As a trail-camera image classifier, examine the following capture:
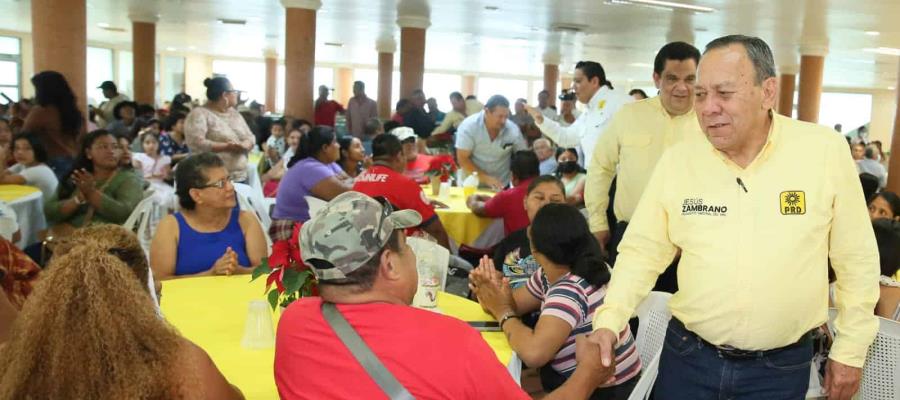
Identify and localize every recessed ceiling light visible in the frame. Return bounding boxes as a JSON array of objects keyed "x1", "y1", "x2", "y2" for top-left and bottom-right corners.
[
  {"x1": 628, "y1": 62, "x2": 654, "y2": 68},
  {"x1": 188, "y1": 46, "x2": 196, "y2": 50},
  {"x1": 97, "y1": 22, "x2": 110, "y2": 28},
  {"x1": 865, "y1": 31, "x2": 880, "y2": 36},
  {"x1": 864, "y1": 47, "x2": 900, "y2": 56},
  {"x1": 615, "y1": 0, "x2": 715, "y2": 13},
  {"x1": 484, "y1": 6, "x2": 500, "y2": 11},
  {"x1": 890, "y1": 86, "x2": 896, "y2": 90}
]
